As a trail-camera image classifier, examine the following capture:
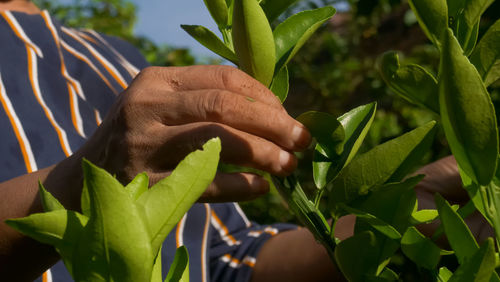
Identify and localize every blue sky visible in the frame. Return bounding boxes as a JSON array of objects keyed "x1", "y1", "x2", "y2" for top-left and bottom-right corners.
[
  {"x1": 130, "y1": 0, "x2": 221, "y2": 57},
  {"x1": 129, "y1": 1, "x2": 347, "y2": 58}
]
